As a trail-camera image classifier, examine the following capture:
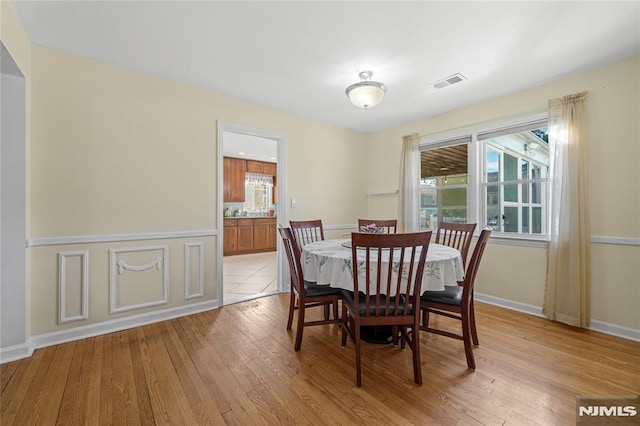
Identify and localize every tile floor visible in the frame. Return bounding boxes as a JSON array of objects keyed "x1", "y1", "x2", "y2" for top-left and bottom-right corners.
[{"x1": 223, "y1": 251, "x2": 278, "y2": 304}]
